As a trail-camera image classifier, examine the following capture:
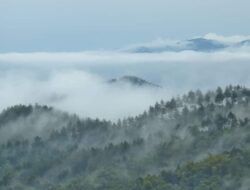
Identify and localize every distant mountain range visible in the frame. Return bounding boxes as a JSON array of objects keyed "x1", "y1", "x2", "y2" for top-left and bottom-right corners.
[
  {"x1": 127, "y1": 37, "x2": 250, "y2": 53},
  {"x1": 108, "y1": 76, "x2": 161, "y2": 88}
]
